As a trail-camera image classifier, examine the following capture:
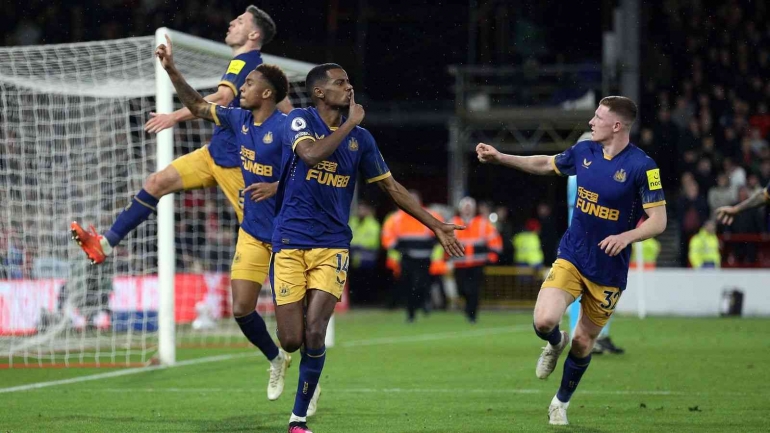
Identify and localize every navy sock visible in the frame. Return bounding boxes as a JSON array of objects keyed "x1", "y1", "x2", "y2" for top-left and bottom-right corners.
[
  {"x1": 234, "y1": 311, "x2": 279, "y2": 361},
  {"x1": 556, "y1": 351, "x2": 592, "y2": 403},
  {"x1": 104, "y1": 189, "x2": 159, "y2": 247},
  {"x1": 292, "y1": 346, "x2": 326, "y2": 417},
  {"x1": 533, "y1": 322, "x2": 562, "y2": 346}
]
